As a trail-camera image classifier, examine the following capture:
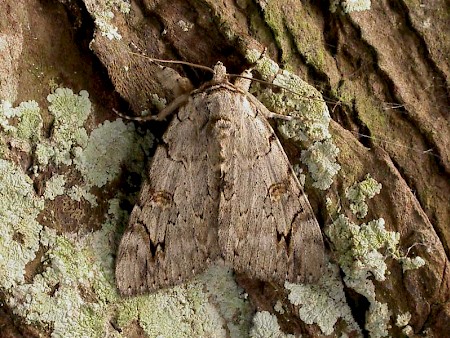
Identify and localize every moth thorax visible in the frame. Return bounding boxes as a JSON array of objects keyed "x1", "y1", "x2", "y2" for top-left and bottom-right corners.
[{"x1": 214, "y1": 118, "x2": 234, "y2": 138}]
